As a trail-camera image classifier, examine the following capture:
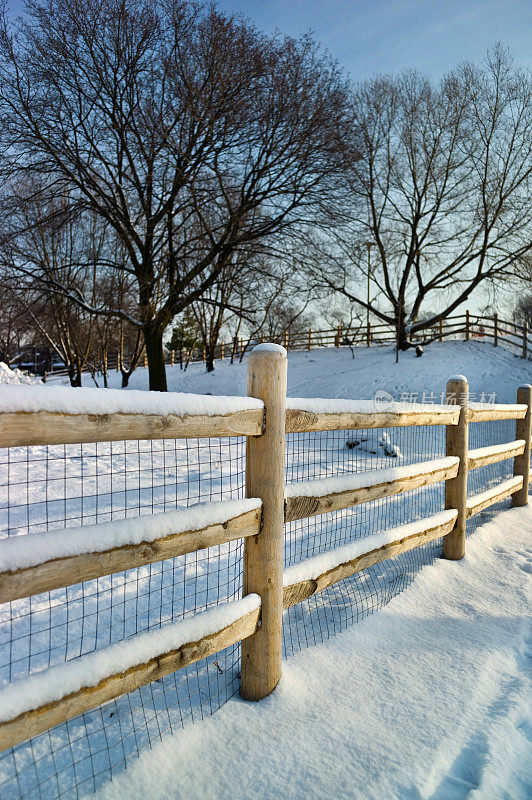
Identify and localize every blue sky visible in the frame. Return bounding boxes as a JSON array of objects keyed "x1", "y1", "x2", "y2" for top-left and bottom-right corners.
[
  {"x1": 216, "y1": 0, "x2": 532, "y2": 81},
  {"x1": 7, "y1": 1, "x2": 531, "y2": 80}
]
